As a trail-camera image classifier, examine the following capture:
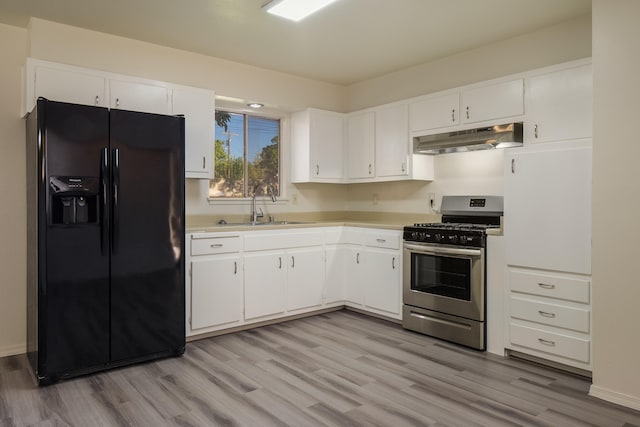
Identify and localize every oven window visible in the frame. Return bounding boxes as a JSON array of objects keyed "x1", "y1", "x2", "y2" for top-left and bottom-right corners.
[{"x1": 411, "y1": 253, "x2": 471, "y2": 300}]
